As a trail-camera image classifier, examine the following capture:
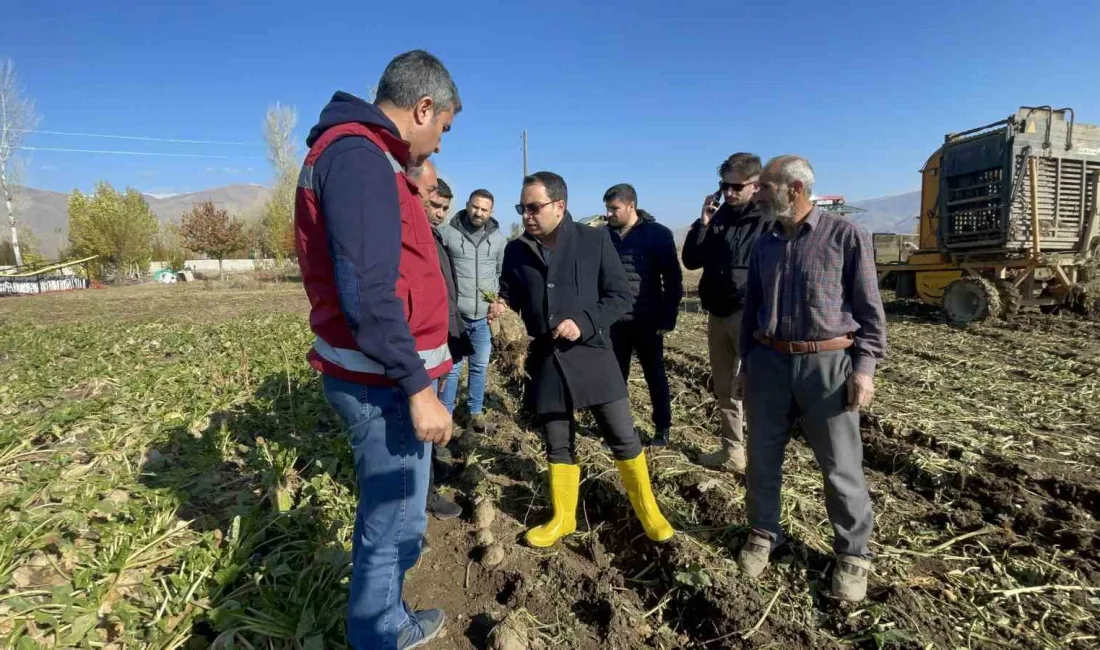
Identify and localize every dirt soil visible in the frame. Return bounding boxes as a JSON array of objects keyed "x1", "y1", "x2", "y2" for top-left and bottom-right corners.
[
  {"x1": 1, "y1": 283, "x2": 1098, "y2": 649},
  {"x1": 401, "y1": 297, "x2": 1100, "y2": 650}
]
